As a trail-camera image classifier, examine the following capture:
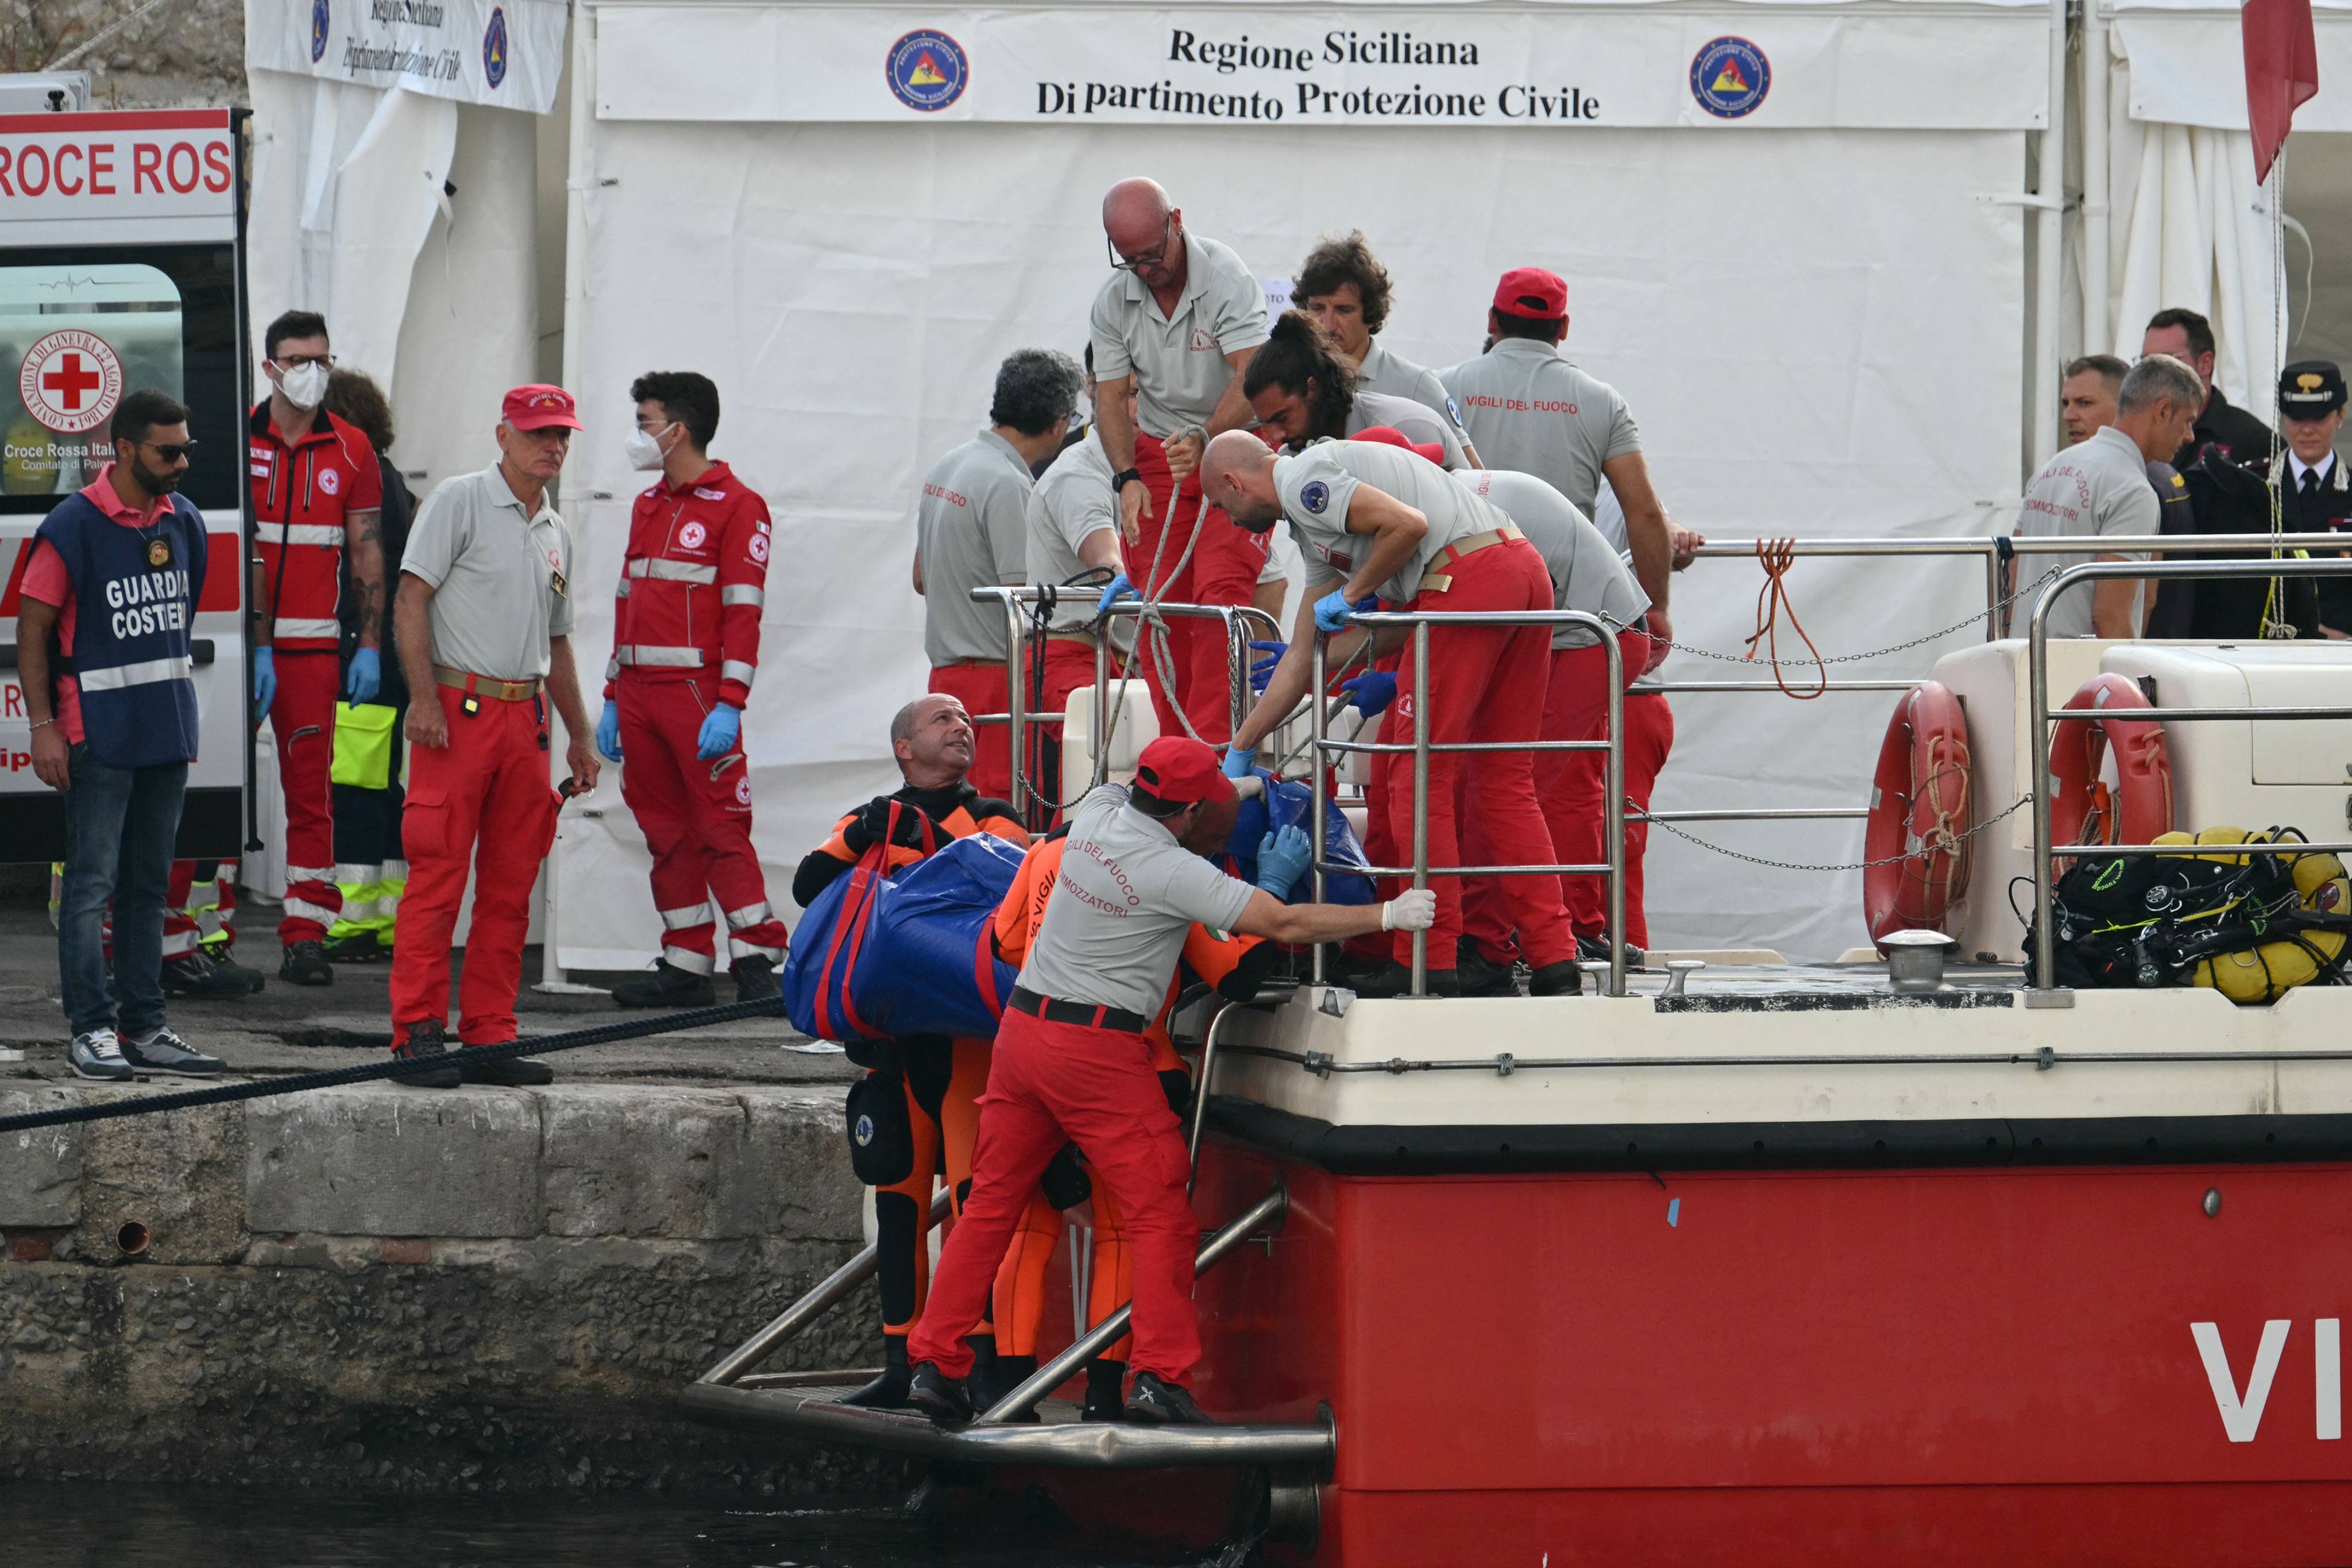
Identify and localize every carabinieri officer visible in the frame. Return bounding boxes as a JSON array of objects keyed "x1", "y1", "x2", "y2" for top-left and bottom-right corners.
[{"x1": 902, "y1": 736, "x2": 1433, "y2": 1426}]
